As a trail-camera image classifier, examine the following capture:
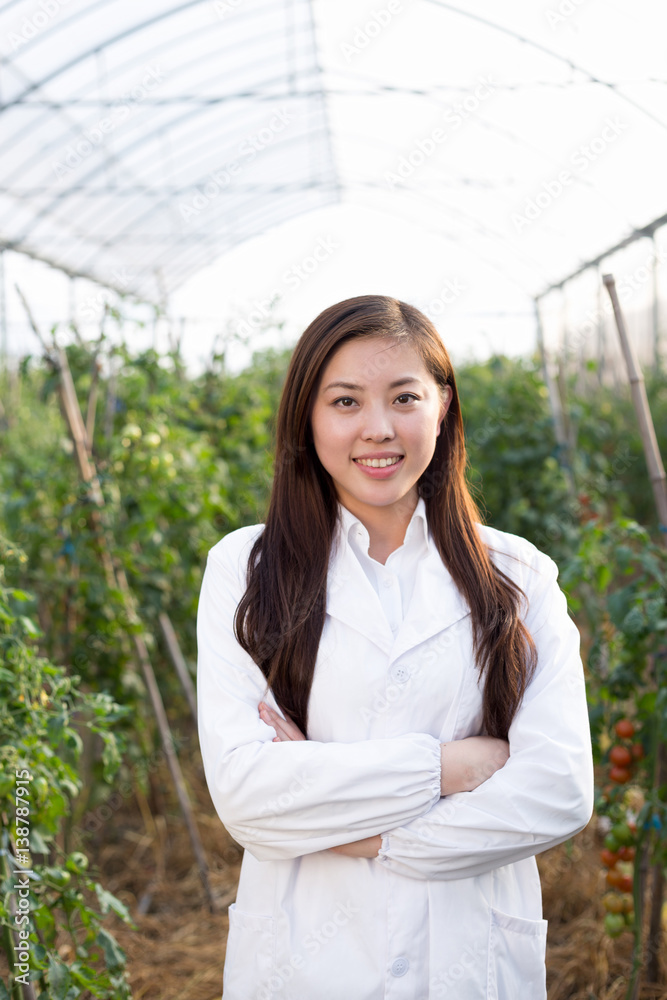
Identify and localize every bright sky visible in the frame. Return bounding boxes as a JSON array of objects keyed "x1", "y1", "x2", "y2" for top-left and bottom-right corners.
[{"x1": 2, "y1": 0, "x2": 666, "y2": 373}]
